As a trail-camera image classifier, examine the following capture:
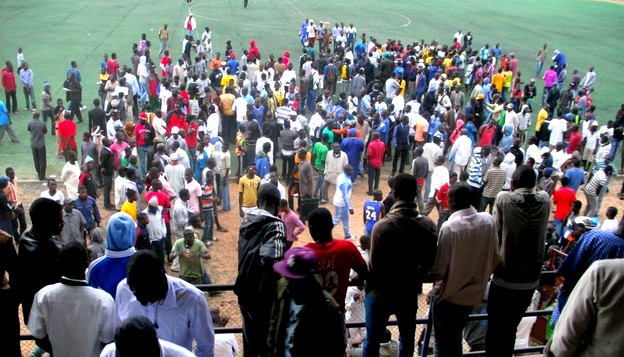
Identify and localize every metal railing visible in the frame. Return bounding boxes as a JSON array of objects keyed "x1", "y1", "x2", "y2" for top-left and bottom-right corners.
[{"x1": 20, "y1": 273, "x2": 556, "y2": 356}]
